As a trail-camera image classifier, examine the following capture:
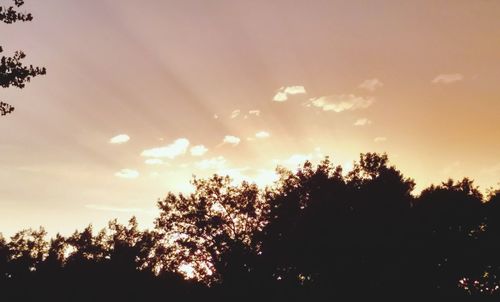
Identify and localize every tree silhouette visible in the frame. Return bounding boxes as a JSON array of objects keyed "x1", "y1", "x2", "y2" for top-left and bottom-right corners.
[
  {"x1": 1, "y1": 0, "x2": 46, "y2": 116},
  {"x1": 0, "y1": 153, "x2": 499, "y2": 301},
  {"x1": 409, "y1": 178, "x2": 485, "y2": 297},
  {"x1": 154, "y1": 175, "x2": 267, "y2": 288},
  {"x1": 255, "y1": 154, "x2": 417, "y2": 299}
]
